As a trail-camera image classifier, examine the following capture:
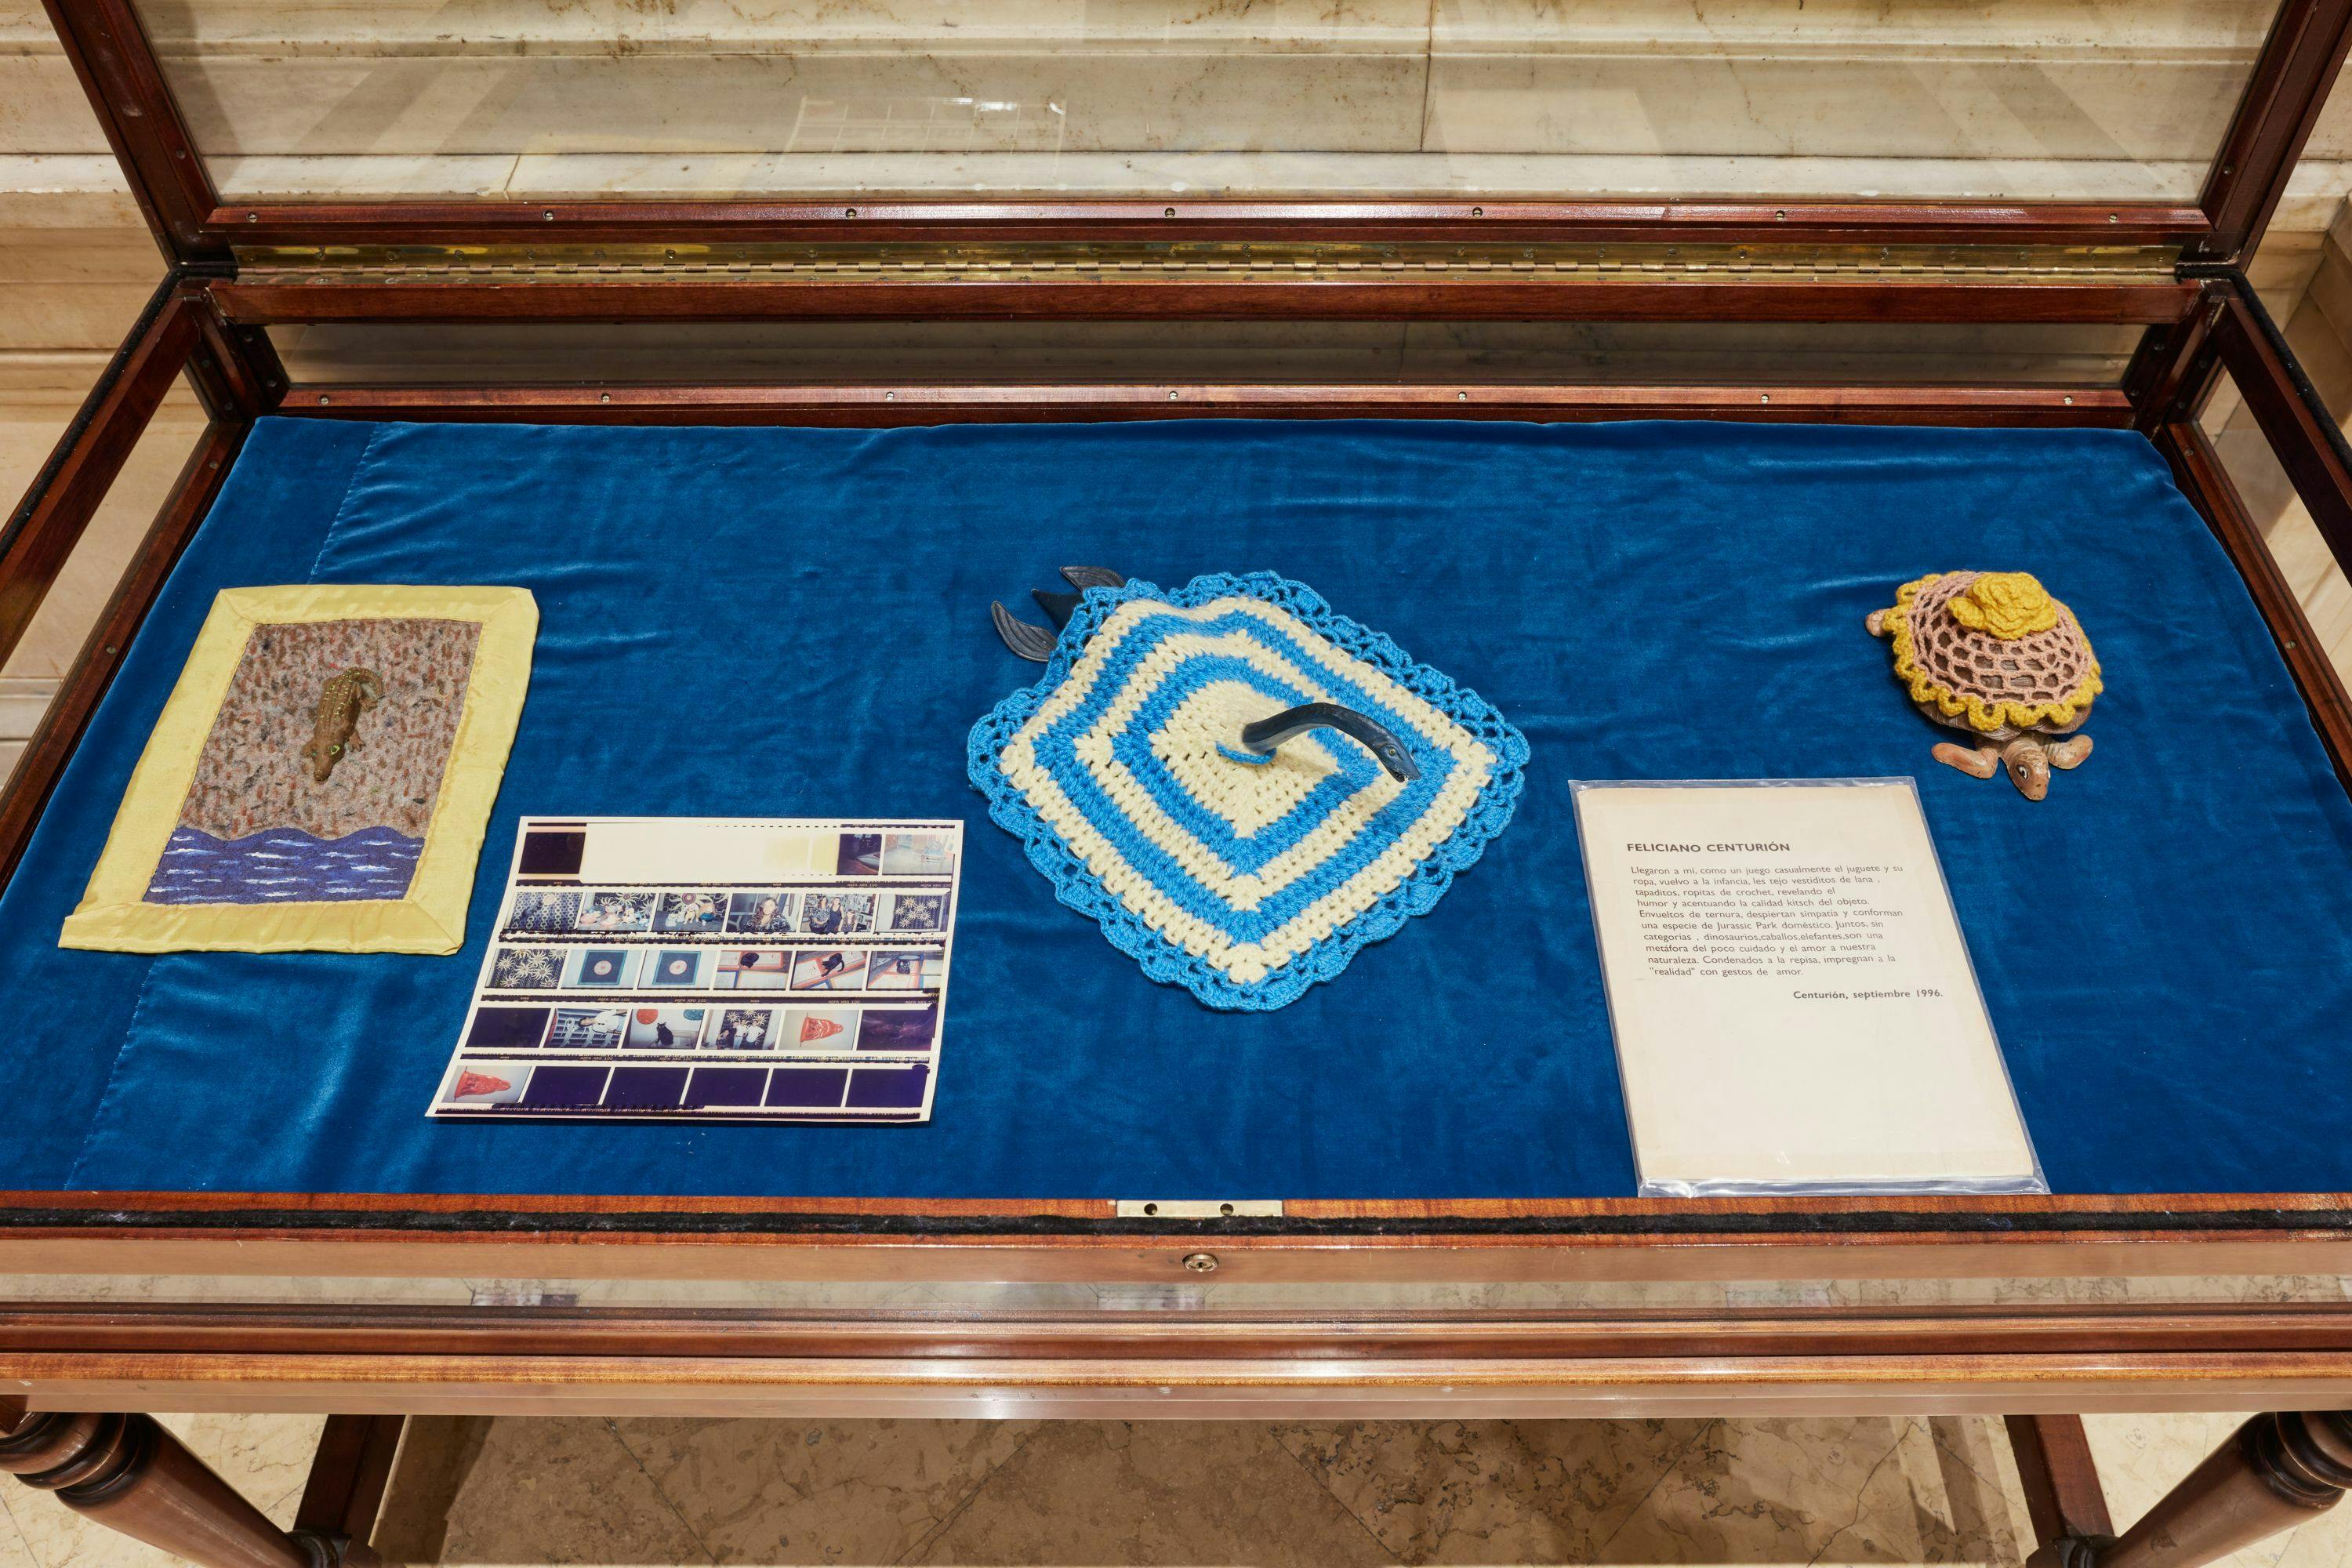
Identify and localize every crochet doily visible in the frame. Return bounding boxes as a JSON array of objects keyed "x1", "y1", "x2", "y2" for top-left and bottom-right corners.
[
  {"x1": 1883, "y1": 571, "x2": 2101, "y2": 735},
  {"x1": 969, "y1": 572, "x2": 1530, "y2": 1011}
]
